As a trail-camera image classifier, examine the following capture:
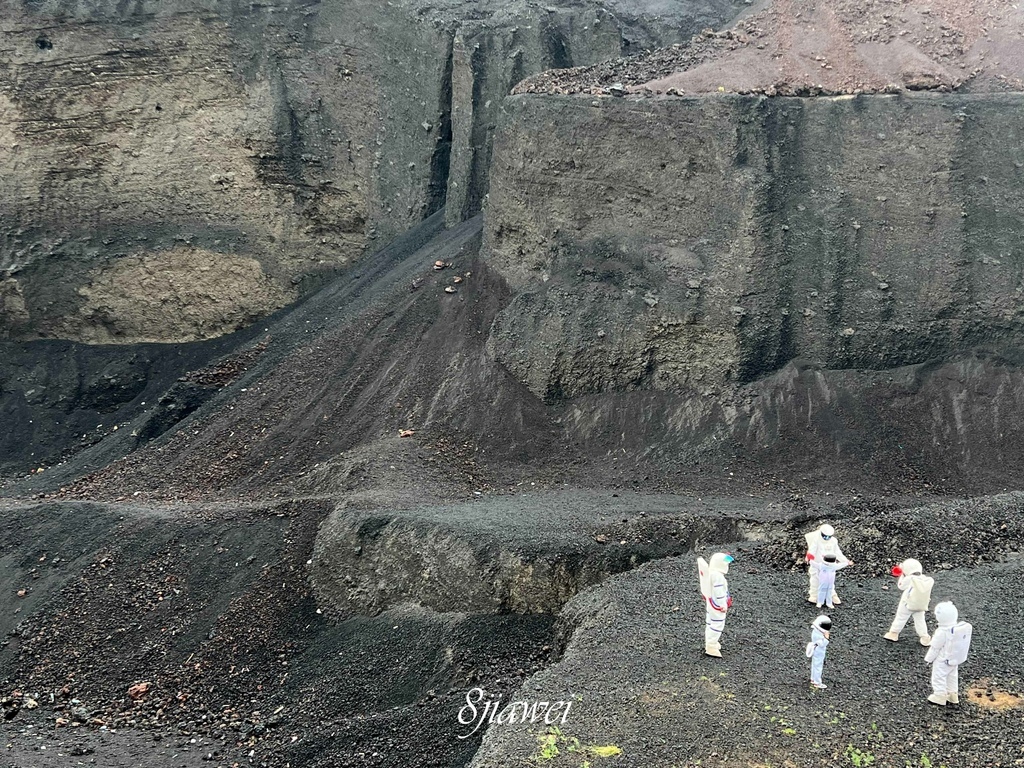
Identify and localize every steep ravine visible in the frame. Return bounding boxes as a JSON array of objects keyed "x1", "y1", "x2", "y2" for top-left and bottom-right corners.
[{"x1": 0, "y1": 496, "x2": 562, "y2": 768}]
